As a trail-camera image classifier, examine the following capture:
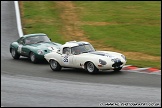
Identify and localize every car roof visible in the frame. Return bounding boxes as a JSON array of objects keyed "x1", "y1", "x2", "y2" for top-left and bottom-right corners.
[
  {"x1": 62, "y1": 41, "x2": 90, "y2": 47},
  {"x1": 22, "y1": 33, "x2": 47, "y2": 38}
]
